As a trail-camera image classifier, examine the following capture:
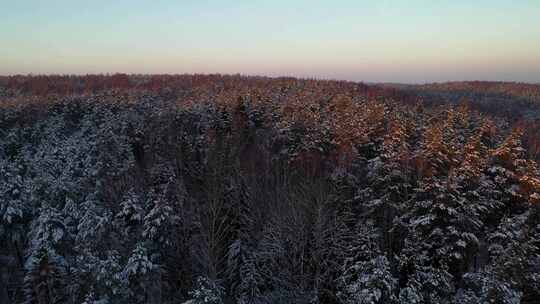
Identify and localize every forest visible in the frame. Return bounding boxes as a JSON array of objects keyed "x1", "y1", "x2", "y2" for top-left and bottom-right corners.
[{"x1": 0, "y1": 74, "x2": 539, "y2": 304}]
